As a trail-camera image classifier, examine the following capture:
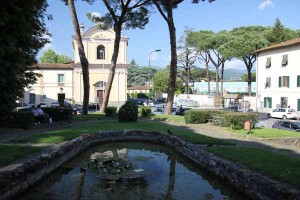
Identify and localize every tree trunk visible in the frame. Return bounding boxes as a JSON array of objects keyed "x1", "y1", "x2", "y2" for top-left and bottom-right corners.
[
  {"x1": 205, "y1": 62, "x2": 211, "y2": 94},
  {"x1": 220, "y1": 61, "x2": 225, "y2": 98},
  {"x1": 165, "y1": 6, "x2": 177, "y2": 115},
  {"x1": 68, "y1": 0, "x2": 89, "y2": 115},
  {"x1": 247, "y1": 66, "x2": 252, "y2": 96},
  {"x1": 243, "y1": 57, "x2": 253, "y2": 96},
  {"x1": 100, "y1": 25, "x2": 122, "y2": 113}
]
